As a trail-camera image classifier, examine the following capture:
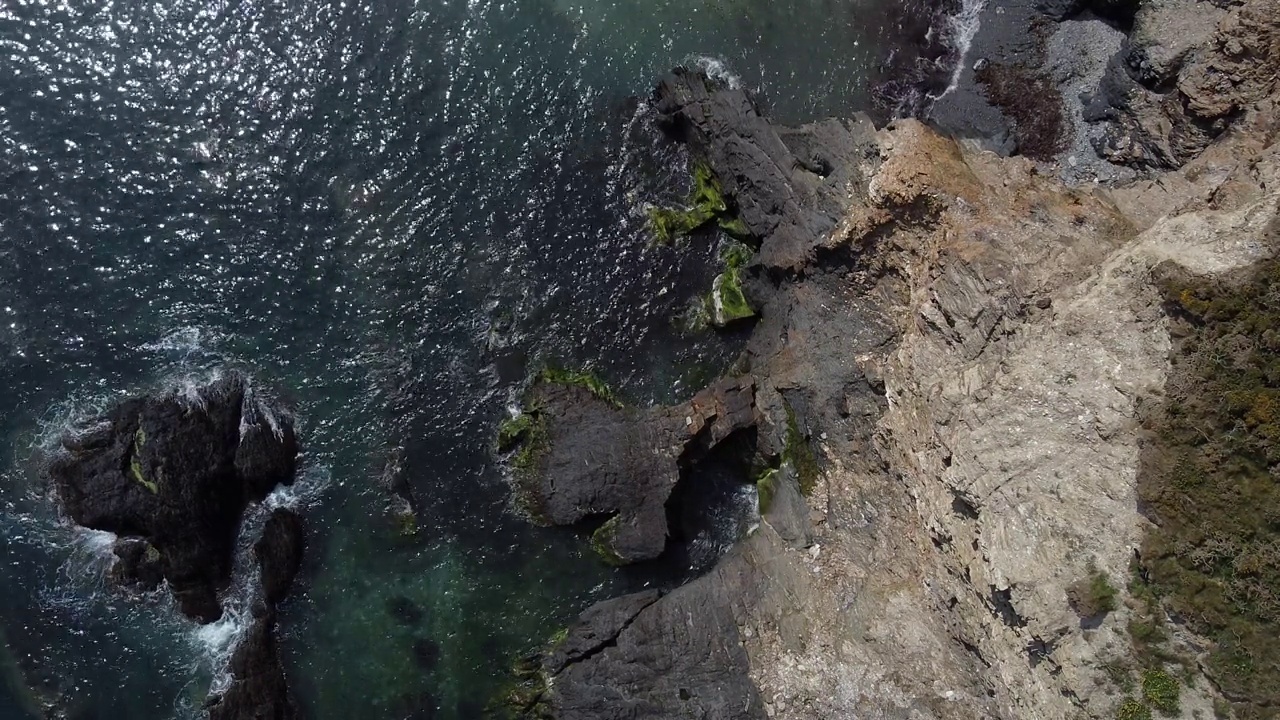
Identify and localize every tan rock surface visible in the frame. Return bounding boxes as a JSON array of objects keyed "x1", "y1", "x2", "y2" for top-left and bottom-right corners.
[{"x1": 741, "y1": 91, "x2": 1279, "y2": 720}]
